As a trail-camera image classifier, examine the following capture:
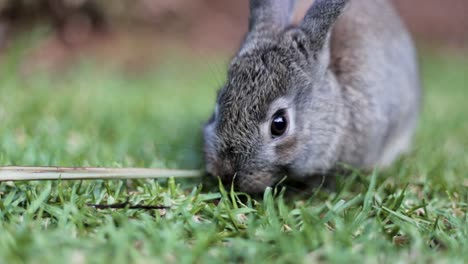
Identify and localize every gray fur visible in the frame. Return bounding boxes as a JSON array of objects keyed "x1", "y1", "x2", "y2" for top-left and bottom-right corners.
[{"x1": 203, "y1": 0, "x2": 421, "y2": 194}]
